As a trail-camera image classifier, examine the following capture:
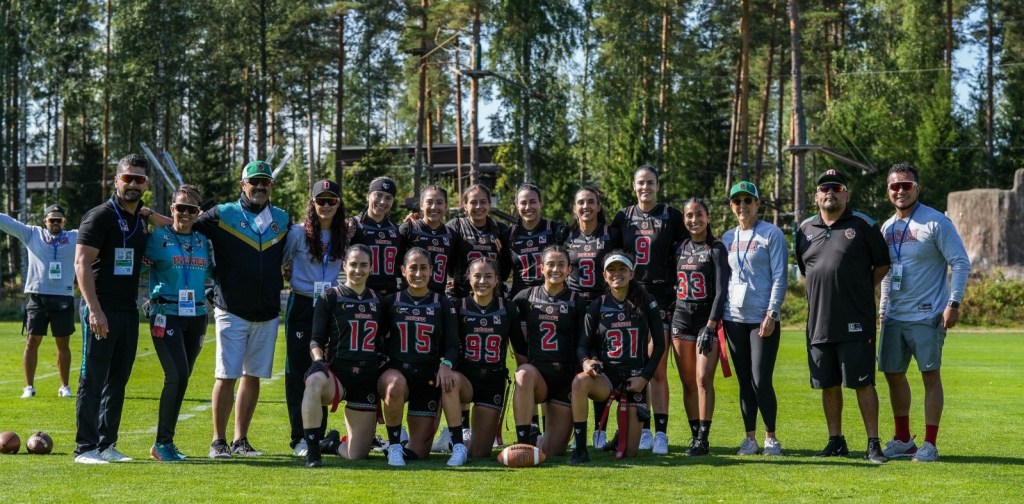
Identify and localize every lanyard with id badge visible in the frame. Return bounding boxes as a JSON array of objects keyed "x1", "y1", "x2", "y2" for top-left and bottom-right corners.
[
  {"x1": 111, "y1": 199, "x2": 142, "y2": 276},
  {"x1": 173, "y1": 232, "x2": 197, "y2": 316},
  {"x1": 48, "y1": 232, "x2": 65, "y2": 280},
  {"x1": 888, "y1": 204, "x2": 919, "y2": 292},
  {"x1": 312, "y1": 236, "x2": 333, "y2": 306},
  {"x1": 729, "y1": 223, "x2": 759, "y2": 308}
]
